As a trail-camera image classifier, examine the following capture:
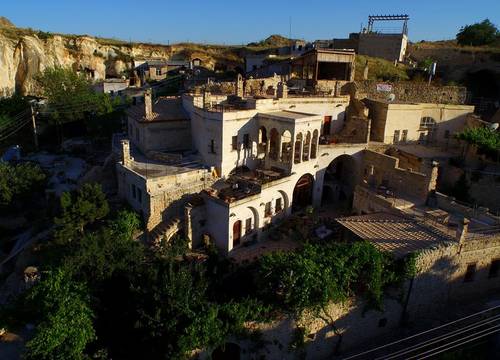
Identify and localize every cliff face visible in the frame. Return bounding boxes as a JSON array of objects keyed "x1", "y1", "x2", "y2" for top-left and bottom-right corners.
[{"x1": 0, "y1": 28, "x2": 180, "y2": 96}]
